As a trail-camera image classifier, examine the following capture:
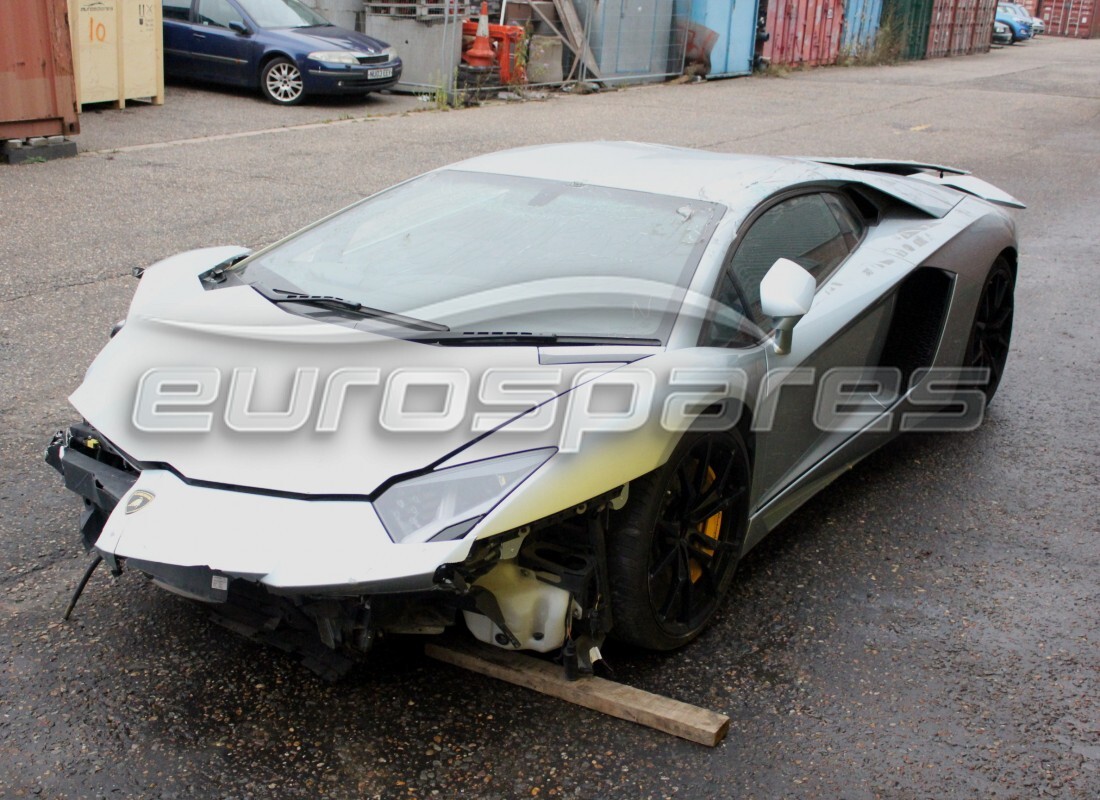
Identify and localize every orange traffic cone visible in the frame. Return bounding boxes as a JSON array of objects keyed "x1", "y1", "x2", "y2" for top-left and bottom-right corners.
[{"x1": 463, "y1": 2, "x2": 495, "y2": 68}]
